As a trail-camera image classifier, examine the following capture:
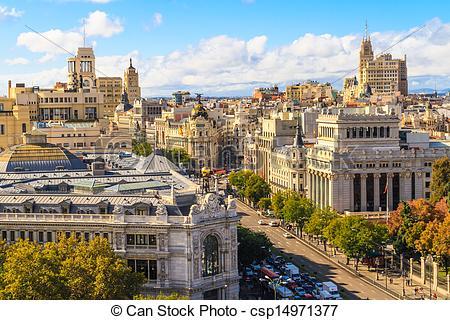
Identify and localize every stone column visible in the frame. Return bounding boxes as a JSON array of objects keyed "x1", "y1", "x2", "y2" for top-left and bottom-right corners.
[
  {"x1": 348, "y1": 174, "x2": 354, "y2": 211},
  {"x1": 421, "y1": 256, "x2": 426, "y2": 285},
  {"x1": 416, "y1": 171, "x2": 424, "y2": 198},
  {"x1": 409, "y1": 258, "x2": 414, "y2": 281},
  {"x1": 433, "y1": 261, "x2": 438, "y2": 291},
  {"x1": 324, "y1": 176, "x2": 329, "y2": 208},
  {"x1": 320, "y1": 175, "x2": 325, "y2": 209},
  {"x1": 374, "y1": 173, "x2": 380, "y2": 211},
  {"x1": 402, "y1": 172, "x2": 412, "y2": 201},
  {"x1": 361, "y1": 174, "x2": 367, "y2": 211},
  {"x1": 315, "y1": 173, "x2": 320, "y2": 207},
  {"x1": 387, "y1": 173, "x2": 394, "y2": 212}
]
